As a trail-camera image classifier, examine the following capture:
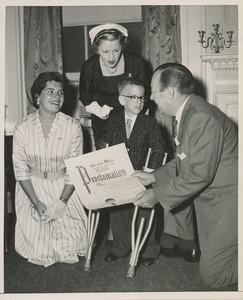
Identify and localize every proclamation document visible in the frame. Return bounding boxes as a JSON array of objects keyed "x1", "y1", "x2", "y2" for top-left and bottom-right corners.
[{"x1": 65, "y1": 143, "x2": 146, "y2": 209}]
